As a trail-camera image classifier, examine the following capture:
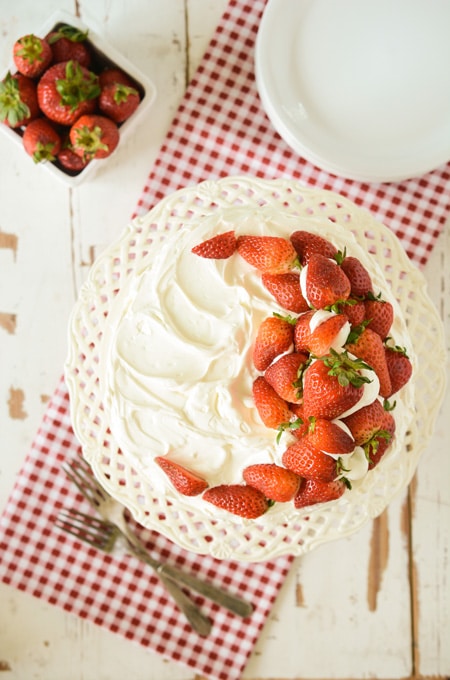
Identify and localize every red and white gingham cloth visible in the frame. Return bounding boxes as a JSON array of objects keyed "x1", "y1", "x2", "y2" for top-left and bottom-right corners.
[{"x1": 1, "y1": 1, "x2": 449, "y2": 679}]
